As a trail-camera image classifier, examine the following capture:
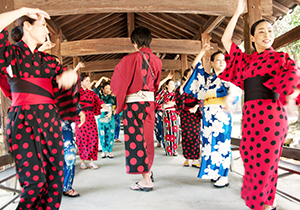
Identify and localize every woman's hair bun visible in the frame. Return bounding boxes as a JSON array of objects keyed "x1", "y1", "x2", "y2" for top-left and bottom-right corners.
[{"x1": 11, "y1": 26, "x2": 23, "y2": 42}]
